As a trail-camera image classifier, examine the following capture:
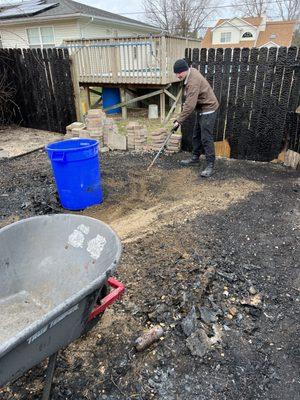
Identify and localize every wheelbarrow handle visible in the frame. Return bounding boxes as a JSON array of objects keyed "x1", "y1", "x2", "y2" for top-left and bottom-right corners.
[{"x1": 88, "y1": 277, "x2": 125, "y2": 321}]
